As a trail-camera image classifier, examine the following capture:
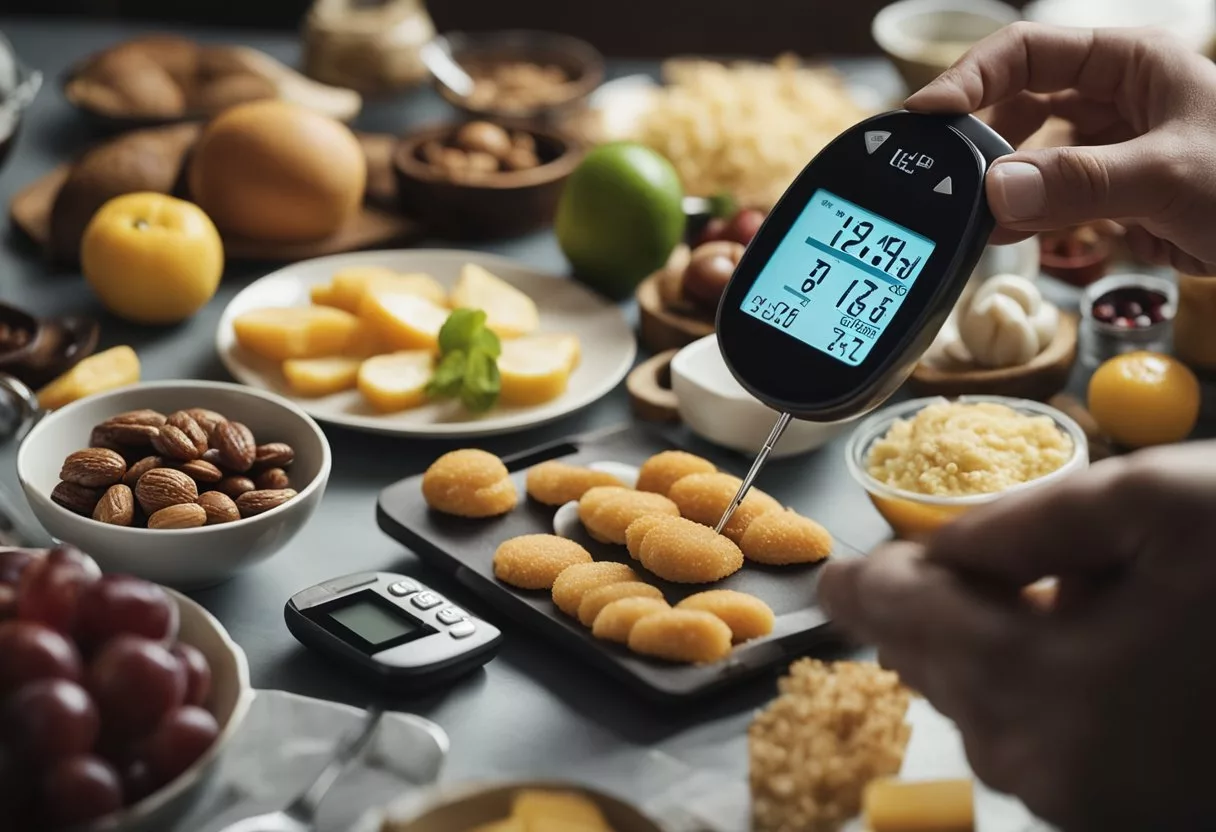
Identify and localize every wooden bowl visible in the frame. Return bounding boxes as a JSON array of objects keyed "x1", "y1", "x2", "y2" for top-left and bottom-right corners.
[
  {"x1": 635, "y1": 270, "x2": 715, "y2": 353},
  {"x1": 392, "y1": 122, "x2": 582, "y2": 240},
  {"x1": 909, "y1": 313, "x2": 1079, "y2": 401}
]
